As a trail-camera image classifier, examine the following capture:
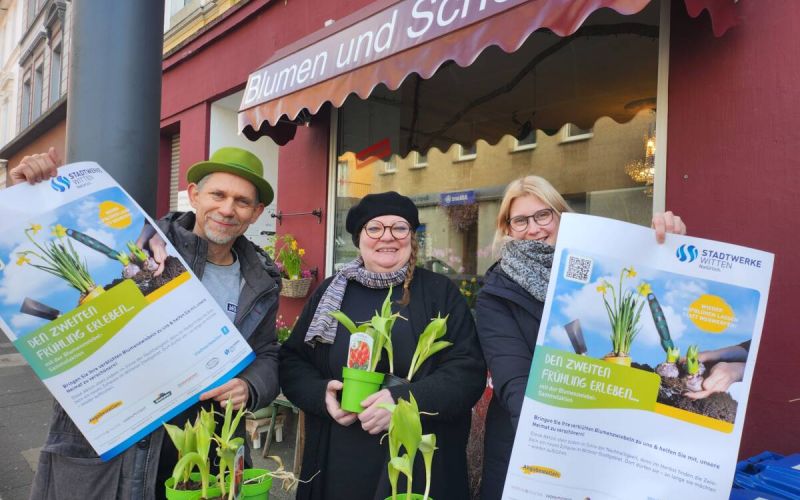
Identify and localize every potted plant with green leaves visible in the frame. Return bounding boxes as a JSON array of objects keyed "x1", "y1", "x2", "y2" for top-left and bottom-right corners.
[
  {"x1": 380, "y1": 393, "x2": 437, "y2": 500},
  {"x1": 274, "y1": 234, "x2": 313, "y2": 298},
  {"x1": 331, "y1": 287, "x2": 401, "y2": 412},
  {"x1": 214, "y1": 399, "x2": 273, "y2": 500},
  {"x1": 164, "y1": 407, "x2": 221, "y2": 500},
  {"x1": 596, "y1": 267, "x2": 649, "y2": 366},
  {"x1": 383, "y1": 313, "x2": 452, "y2": 389},
  {"x1": 405, "y1": 314, "x2": 451, "y2": 382}
]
